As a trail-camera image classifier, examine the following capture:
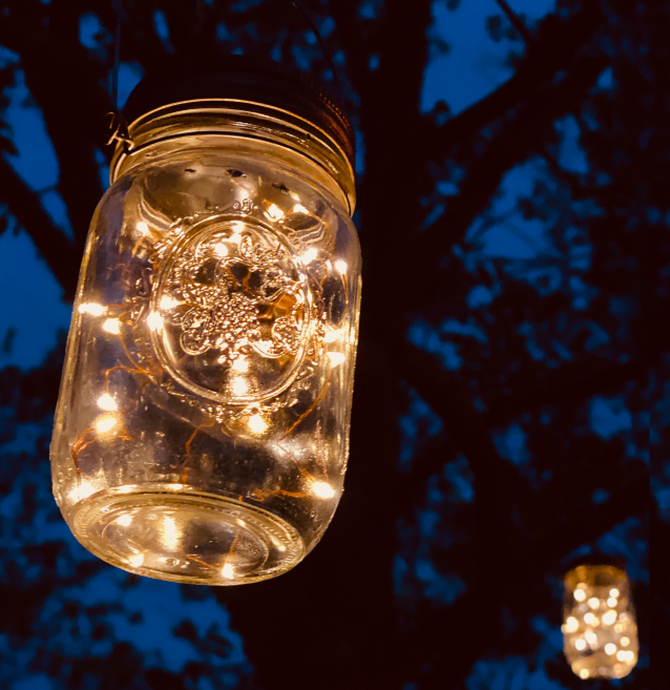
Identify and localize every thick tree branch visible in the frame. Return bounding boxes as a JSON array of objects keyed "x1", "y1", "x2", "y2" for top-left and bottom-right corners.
[
  {"x1": 223, "y1": 2, "x2": 436, "y2": 686},
  {"x1": 429, "y1": 3, "x2": 605, "y2": 155},
  {"x1": 0, "y1": 6, "x2": 109, "y2": 251},
  {"x1": 20, "y1": 60, "x2": 109, "y2": 251},
  {"x1": 328, "y1": 0, "x2": 375, "y2": 98},
  {"x1": 417, "y1": 54, "x2": 609, "y2": 269},
  {"x1": 0, "y1": 157, "x2": 79, "y2": 296}
]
